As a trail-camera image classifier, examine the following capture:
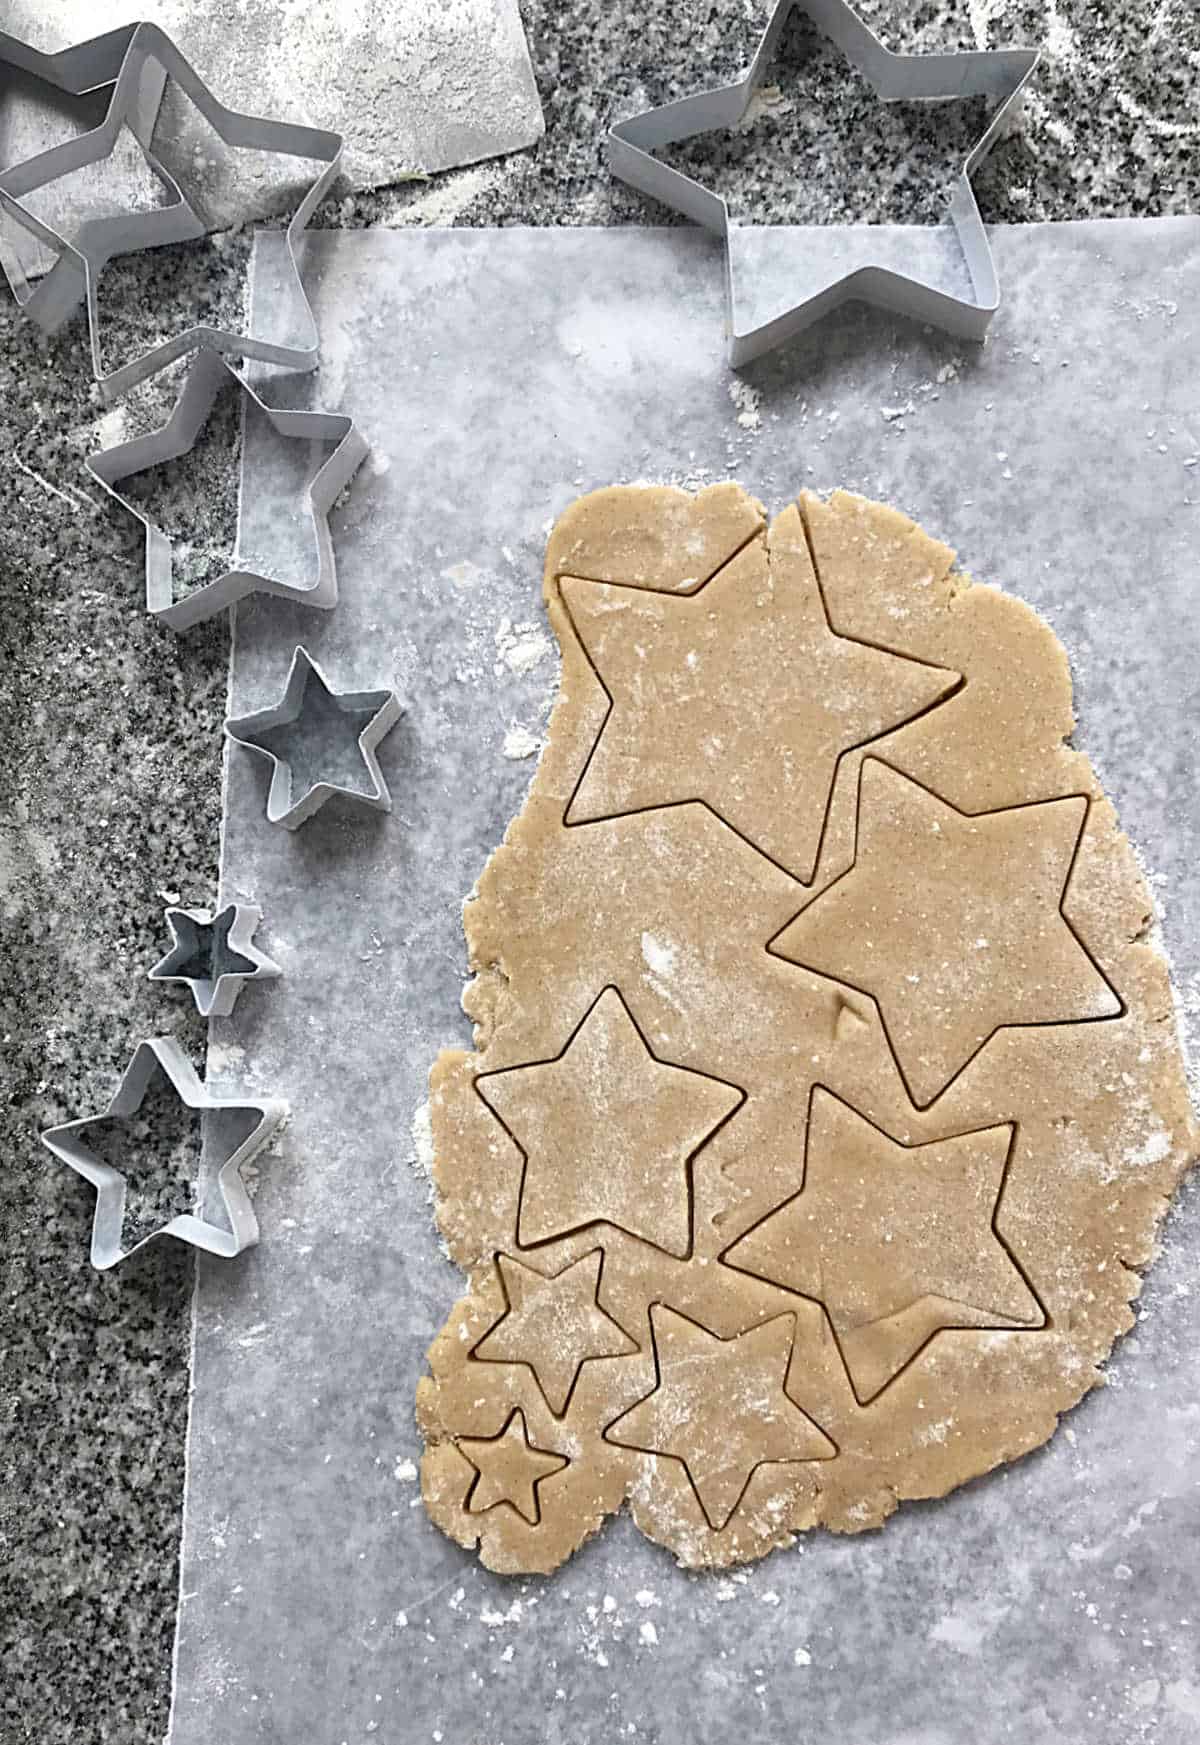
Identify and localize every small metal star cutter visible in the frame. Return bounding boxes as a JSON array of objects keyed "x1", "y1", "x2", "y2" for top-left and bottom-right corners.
[
  {"x1": 225, "y1": 645, "x2": 403, "y2": 831},
  {"x1": 607, "y1": 0, "x2": 1039, "y2": 365},
  {"x1": 0, "y1": 21, "x2": 343, "y2": 400},
  {"x1": 40, "y1": 1037, "x2": 287, "y2": 1271},
  {"x1": 86, "y1": 349, "x2": 368, "y2": 632},
  {"x1": 148, "y1": 902, "x2": 281, "y2": 1018}
]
